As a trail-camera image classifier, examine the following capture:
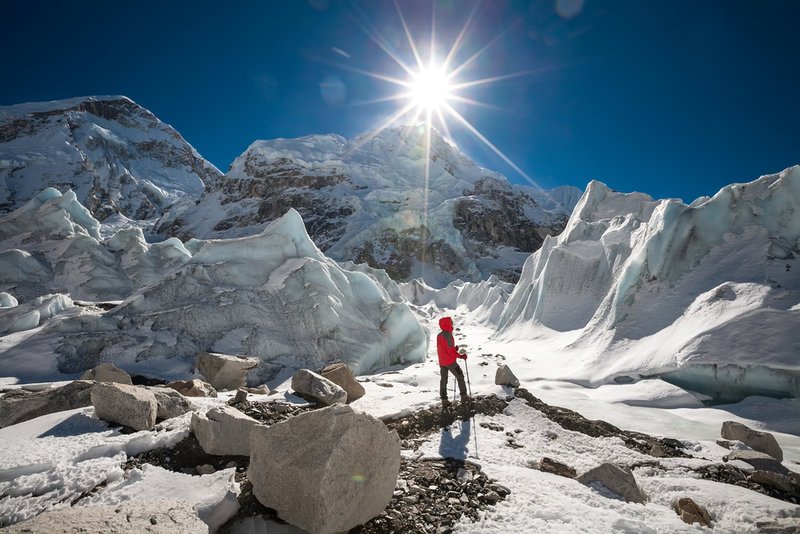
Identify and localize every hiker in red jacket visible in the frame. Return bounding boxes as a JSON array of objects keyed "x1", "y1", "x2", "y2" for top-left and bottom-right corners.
[{"x1": 437, "y1": 316, "x2": 469, "y2": 404}]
